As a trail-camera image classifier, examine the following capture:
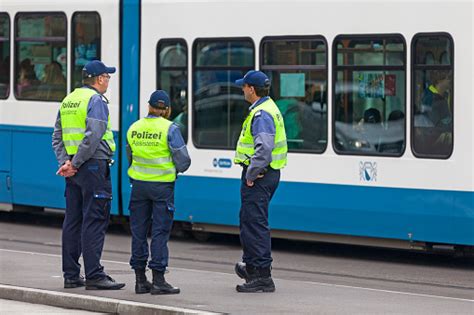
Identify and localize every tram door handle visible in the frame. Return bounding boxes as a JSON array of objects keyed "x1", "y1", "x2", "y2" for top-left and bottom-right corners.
[{"x1": 6, "y1": 175, "x2": 11, "y2": 191}]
